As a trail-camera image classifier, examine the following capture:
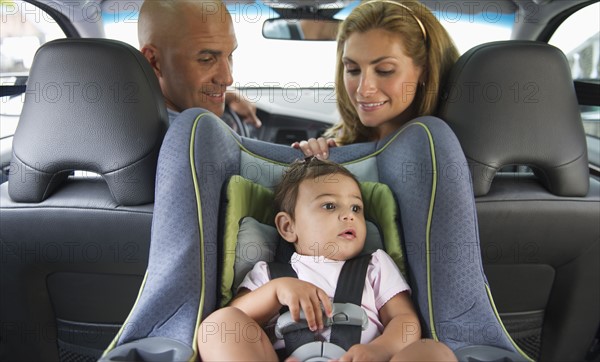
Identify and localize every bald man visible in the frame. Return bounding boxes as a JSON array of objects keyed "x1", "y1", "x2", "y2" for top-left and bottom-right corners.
[{"x1": 138, "y1": 0, "x2": 261, "y2": 127}]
